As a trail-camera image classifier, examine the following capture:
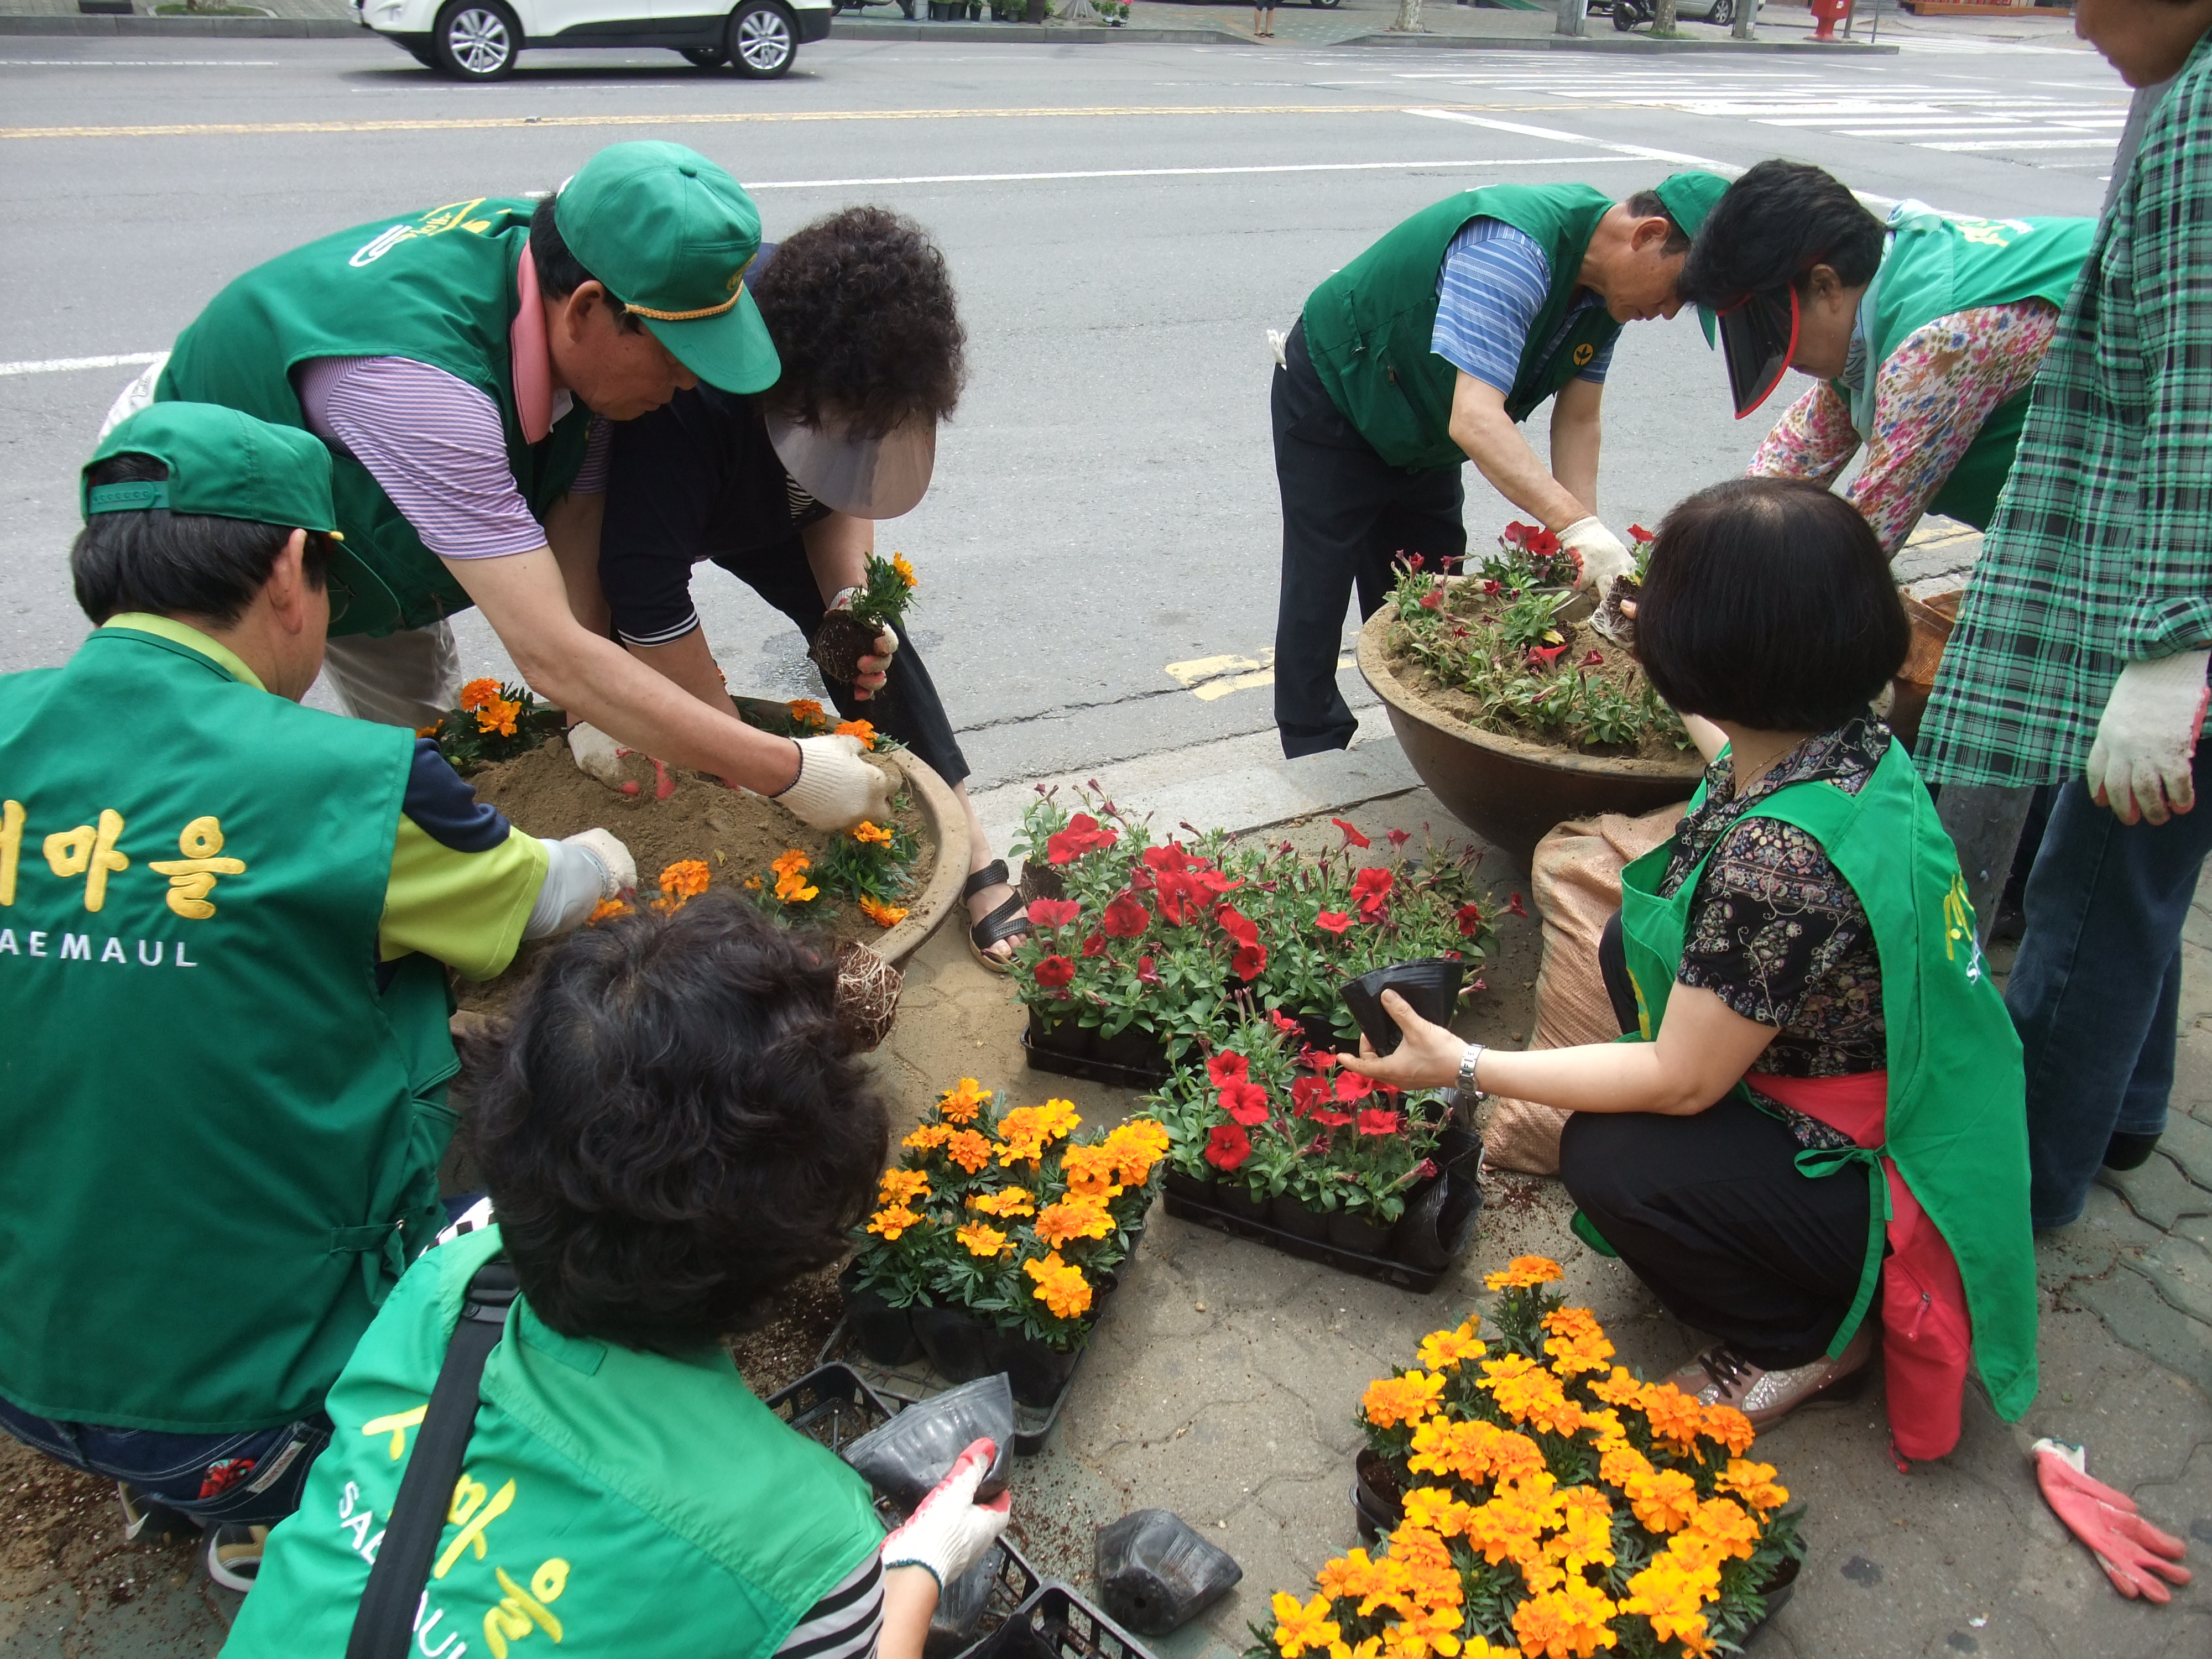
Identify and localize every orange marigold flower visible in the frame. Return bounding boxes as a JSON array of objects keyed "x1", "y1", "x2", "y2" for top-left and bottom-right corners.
[
  {"x1": 891, "y1": 552, "x2": 917, "y2": 590},
  {"x1": 1598, "y1": 1441, "x2": 1652, "y2": 1490},
  {"x1": 1315, "y1": 1549, "x2": 1393, "y2": 1605},
  {"x1": 1035, "y1": 1197, "x2": 1115, "y2": 1248},
  {"x1": 904, "y1": 1123, "x2": 953, "y2": 1151},
  {"x1": 1621, "y1": 1557, "x2": 1717, "y2": 1651},
  {"x1": 945, "y1": 1129, "x2": 993, "y2": 1174},
  {"x1": 1587, "y1": 1367, "x2": 1646, "y2": 1408},
  {"x1": 415, "y1": 722, "x2": 442, "y2": 739},
  {"x1": 458, "y1": 677, "x2": 503, "y2": 711},
  {"x1": 1416, "y1": 1322, "x2": 1485, "y2": 1373},
  {"x1": 1270, "y1": 1593, "x2": 1339, "y2": 1659},
  {"x1": 786, "y1": 698, "x2": 830, "y2": 731},
  {"x1": 877, "y1": 1169, "x2": 930, "y2": 1206},
  {"x1": 852, "y1": 821, "x2": 896, "y2": 847},
  {"x1": 1543, "y1": 1489, "x2": 1615, "y2": 1575},
  {"x1": 1479, "y1": 1355, "x2": 1583, "y2": 1436},
  {"x1": 858, "y1": 896, "x2": 910, "y2": 928},
  {"x1": 1639, "y1": 1384, "x2": 1707, "y2": 1455},
  {"x1": 1407, "y1": 1418, "x2": 1546, "y2": 1488},
  {"x1": 1380, "y1": 1605, "x2": 1464, "y2": 1659},
  {"x1": 956, "y1": 1221, "x2": 1009, "y2": 1258},
  {"x1": 1060, "y1": 1144, "x2": 1124, "y2": 1201},
  {"x1": 1682, "y1": 1496, "x2": 1760, "y2": 1563},
  {"x1": 1102, "y1": 1118, "x2": 1170, "y2": 1186},
  {"x1": 1510, "y1": 1579, "x2": 1618, "y2": 1659},
  {"x1": 1483, "y1": 1256, "x2": 1563, "y2": 1292},
  {"x1": 1541, "y1": 1307, "x2": 1604, "y2": 1342},
  {"x1": 660, "y1": 859, "x2": 711, "y2": 899},
  {"x1": 938, "y1": 1078, "x2": 993, "y2": 1124},
  {"x1": 834, "y1": 719, "x2": 878, "y2": 749},
  {"x1": 1623, "y1": 1467, "x2": 1699, "y2": 1534},
  {"x1": 474, "y1": 698, "x2": 520, "y2": 737},
  {"x1": 587, "y1": 899, "x2": 633, "y2": 924},
  {"x1": 1023, "y1": 1252, "x2": 1092, "y2": 1319},
  {"x1": 1699, "y1": 1404, "x2": 1756, "y2": 1457},
  {"x1": 1543, "y1": 1329, "x2": 1616, "y2": 1379},
  {"x1": 1400, "y1": 1486, "x2": 1473, "y2": 1540},
  {"x1": 866, "y1": 1204, "x2": 922, "y2": 1240},
  {"x1": 1719, "y1": 1458, "x2": 1788, "y2": 1512},
  {"x1": 1363, "y1": 1370, "x2": 1447, "y2": 1430},
  {"x1": 967, "y1": 1186, "x2": 1035, "y2": 1218}
]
